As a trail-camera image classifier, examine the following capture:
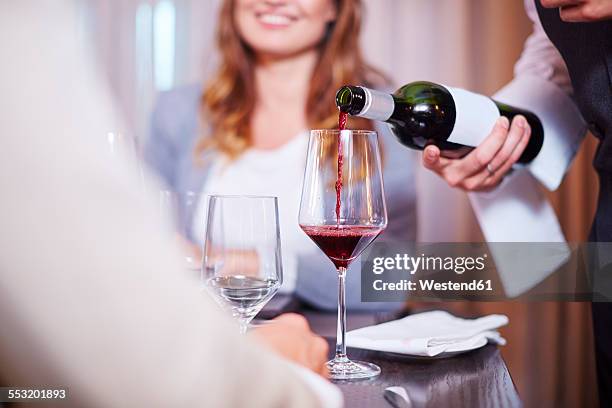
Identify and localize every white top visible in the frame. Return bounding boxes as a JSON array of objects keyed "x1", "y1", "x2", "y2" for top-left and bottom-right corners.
[{"x1": 192, "y1": 132, "x2": 316, "y2": 293}]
